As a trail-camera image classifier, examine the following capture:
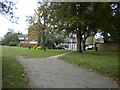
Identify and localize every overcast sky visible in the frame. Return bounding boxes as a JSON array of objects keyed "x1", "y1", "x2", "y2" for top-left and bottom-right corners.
[
  {"x1": 0, "y1": 0, "x2": 39, "y2": 37},
  {"x1": 0, "y1": 0, "x2": 108, "y2": 38}
]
